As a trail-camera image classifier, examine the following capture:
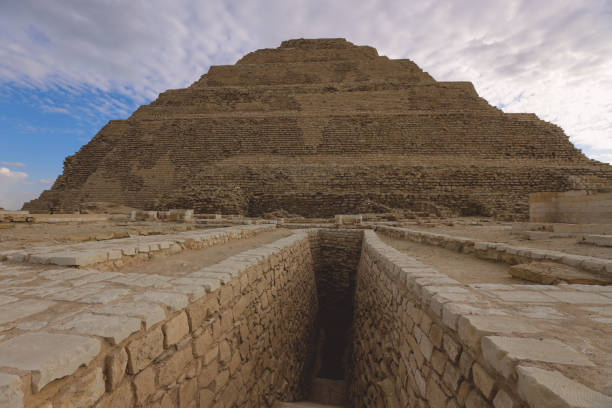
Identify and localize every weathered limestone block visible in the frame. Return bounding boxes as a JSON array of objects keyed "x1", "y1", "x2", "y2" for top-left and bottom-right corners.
[
  {"x1": 0, "y1": 299, "x2": 56, "y2": 325},
  {"x1": 481, "y1": 336, "x2": 594, "y2": 379},
  {"x1": 55, "y1": 312, "x2": 141, "y2": 345},
  {"x1": 457, "y1": 315, "x2": 540, "y2": 350},
  {"x1": 516, "y1": 365, "x2": 612, "y2": 408},
  {"x1": 163, "y1": 312, "x2": 190, "y2": 347},
  {"x1": 0, "y1": 372, "x2": 23, "y2": 408},
  {"x1": 95, "y1": 301, "x2": 166, "y2": 329},
  {"x1": 472, "y1": 363, "x2": 495, "y2": 399},
  {"x1": 126, "y1": 327, "x2": 164, "y2": 374},
  {"x1": 54, "y1": 367, "x2": 105, "y2": 408},
  {"x1": 0, "y1": 332, "x2": 100, "y2": 392},
  {"x1": 492, "y1": 389, "x2": 514, "y2": 408},
  {"x1": 158, "y1": 345, "x2": 193, "y2": 387},
  {"x1": 94, "y1": 379, "x2": 134, "y2": 408},
  {"x1": 134, "y1": 291, "x2": 188, "y2": 311},
  {"x1": 106, "y1": 348, "x2": 128, "y2": 391},
  {"x1": 178, "y1": 377, "x2": 198, "y2": 408},
  {"x1": 133, "y1": 365, "x2": 156, "y2": 405}
]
